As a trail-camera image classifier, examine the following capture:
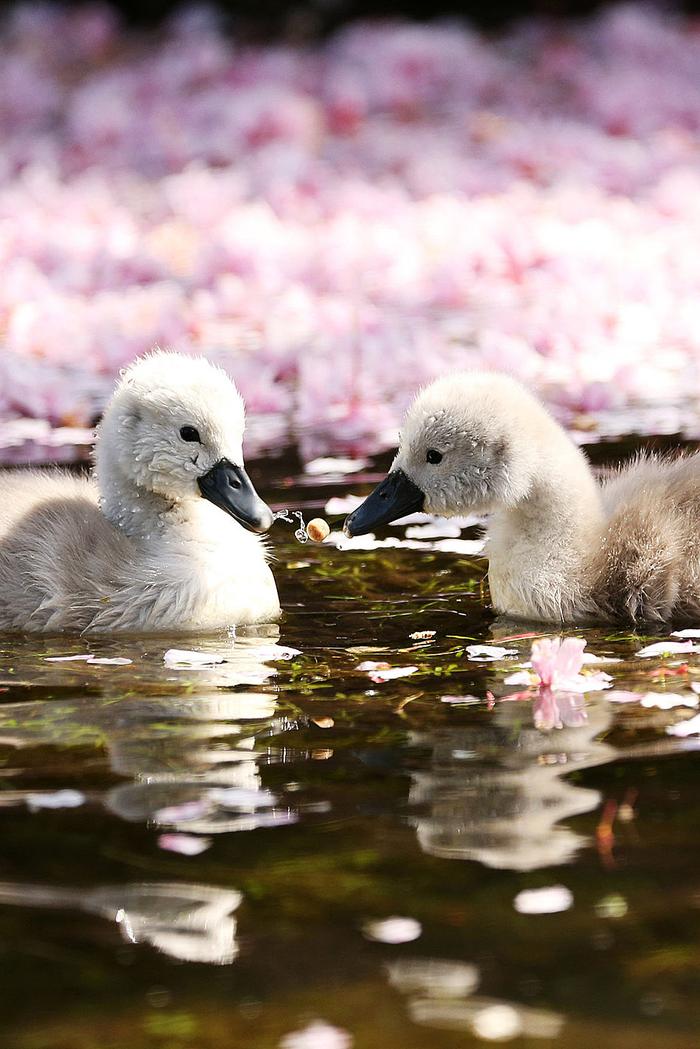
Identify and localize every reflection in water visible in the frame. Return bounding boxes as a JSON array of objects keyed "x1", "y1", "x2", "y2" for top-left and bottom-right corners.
[
  {"x1": 407, "y1": 996, "x2": 565, "y2": 1041},
  {"x1": 103, "y1": 688, "x2": 298, "y2": 834},
  {"x1": 0, "y1": 881, "x2": 242, "y2": 964},
  {"x1": 386, "y1": 956, "x2": 564, "y2": 1041},
  {"x1": 0, "y1": 637, "x2": 295, "y2": 835},
  {"x1": 0, "y1": 635, "x2": 290, "y2": 965},
  {"x1": 410, "y1": 698, "x2": 615, "y2": 871}
]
